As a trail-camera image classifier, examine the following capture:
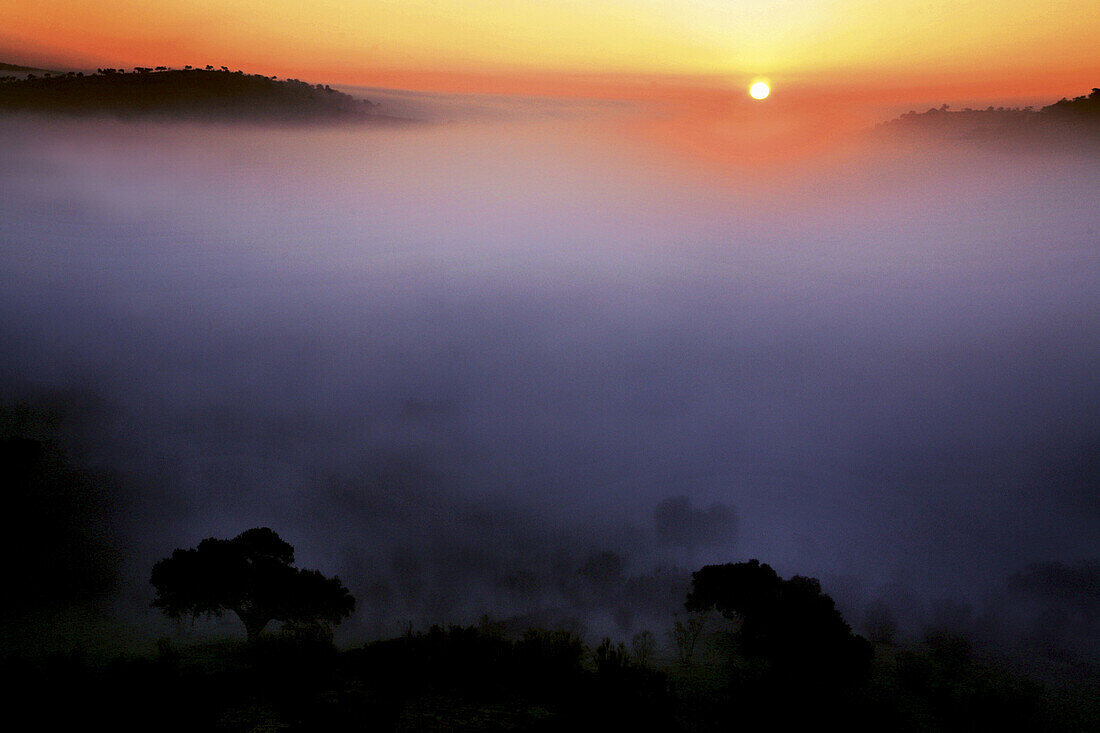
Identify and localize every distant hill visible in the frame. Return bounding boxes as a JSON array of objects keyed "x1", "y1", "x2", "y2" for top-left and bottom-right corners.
[
  {"x1": 0, "y1": 66, "x2": 395, "y2": 123},
  {"x1": 876, "y1": 88, "x2": 1100, "y2": 147},
  {"x1": 0, "y1": 62, "x2": 55, "y2": 73}
]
